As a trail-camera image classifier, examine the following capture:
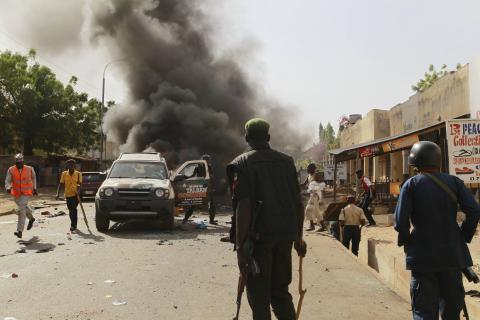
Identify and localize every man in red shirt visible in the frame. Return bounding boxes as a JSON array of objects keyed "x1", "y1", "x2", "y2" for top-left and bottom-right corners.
[{"x1": 355, "y1": 169, "x2": 376, "y2": 226}]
